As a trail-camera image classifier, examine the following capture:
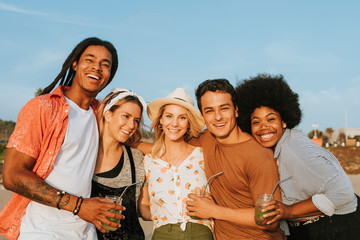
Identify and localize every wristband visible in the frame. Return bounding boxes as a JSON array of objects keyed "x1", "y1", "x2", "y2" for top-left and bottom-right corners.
[
  {"x1": 73, "y1": 196, "x2": 83, "y2": 215},
  {"x1": 76, "y1": 197, "x2": 84, "y2": 214},
  {"x1": 56, "y1": 191, "x2": 66, "y2": 210}
]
